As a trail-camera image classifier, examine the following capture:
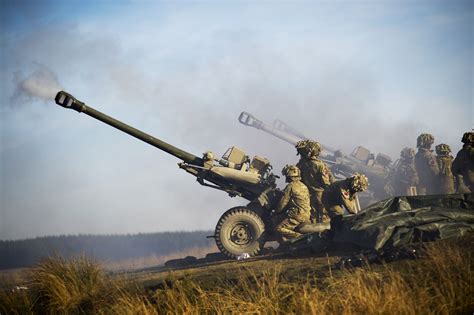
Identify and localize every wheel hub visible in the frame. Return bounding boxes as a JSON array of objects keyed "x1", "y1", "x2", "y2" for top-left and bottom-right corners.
[{"x1": 230, "y1": 223, "x2": 252, "y2": 246}]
